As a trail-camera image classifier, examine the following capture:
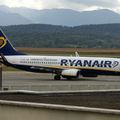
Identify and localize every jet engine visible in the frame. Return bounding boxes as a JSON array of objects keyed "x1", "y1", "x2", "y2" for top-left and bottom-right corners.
[{"x1": 61, "y1": 69, "x2": 80, "y2": 79}]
